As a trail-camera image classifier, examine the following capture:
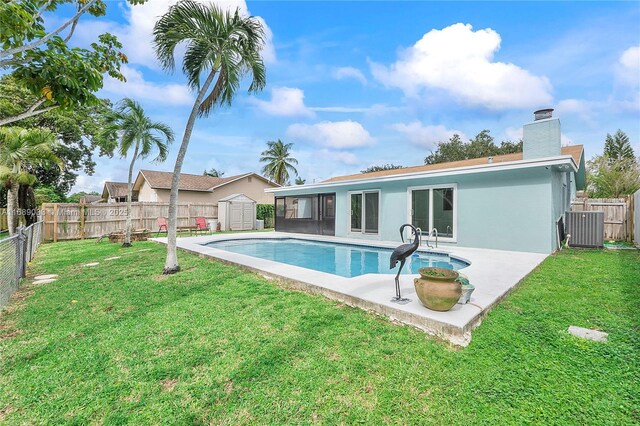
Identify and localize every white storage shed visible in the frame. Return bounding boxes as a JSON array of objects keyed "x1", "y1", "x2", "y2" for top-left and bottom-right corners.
[{"x1": 217, "y1": 194, "x2": 256, "y2": 231}]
